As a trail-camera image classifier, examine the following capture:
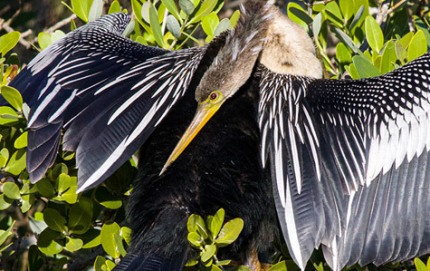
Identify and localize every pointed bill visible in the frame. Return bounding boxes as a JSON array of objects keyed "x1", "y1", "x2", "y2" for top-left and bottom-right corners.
[{"x1": 161, "y1": 102, "x2": 223, "y2": 174}]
